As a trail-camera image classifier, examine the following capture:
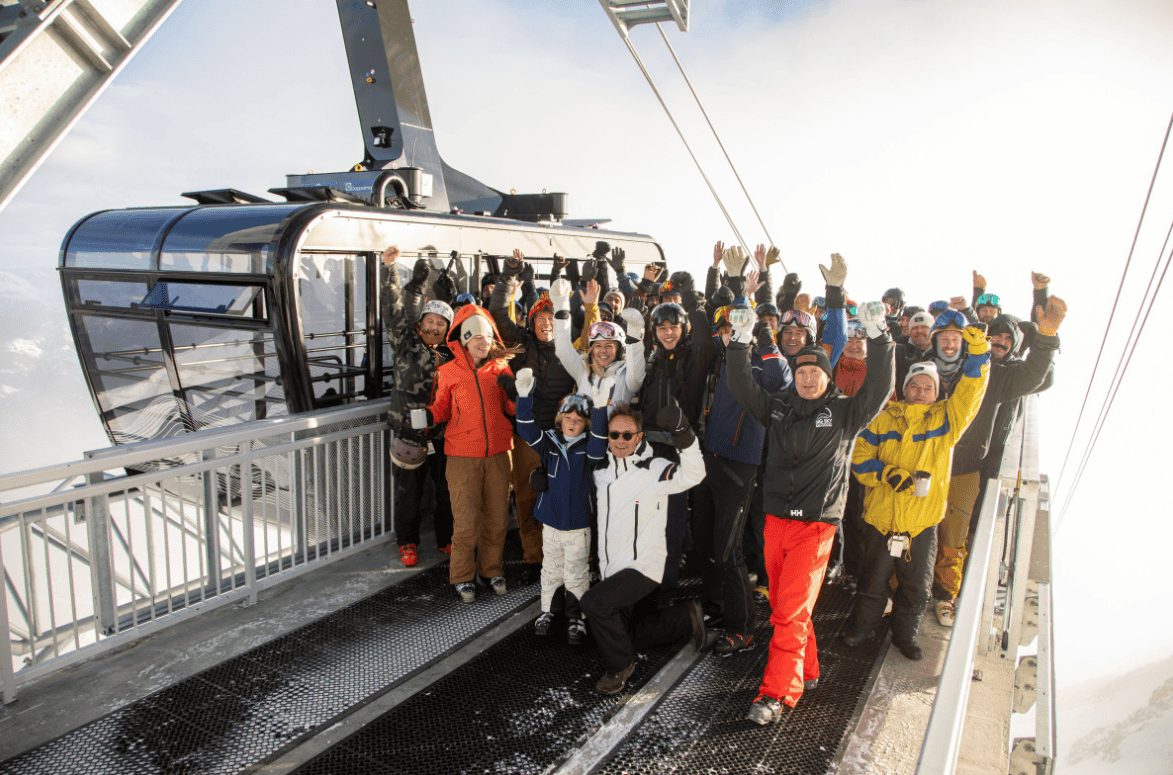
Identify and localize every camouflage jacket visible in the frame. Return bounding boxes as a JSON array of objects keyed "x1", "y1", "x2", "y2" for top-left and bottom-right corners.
[{"x1": 381, "y1": 264, "x2": 452, "y2": 442}]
